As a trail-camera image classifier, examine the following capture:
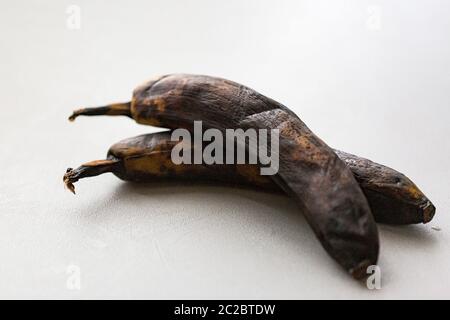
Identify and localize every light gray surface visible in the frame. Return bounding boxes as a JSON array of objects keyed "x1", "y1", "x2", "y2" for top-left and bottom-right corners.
[{"x1": 0, "y1": 0, "x2": 449, "y2": 299}]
